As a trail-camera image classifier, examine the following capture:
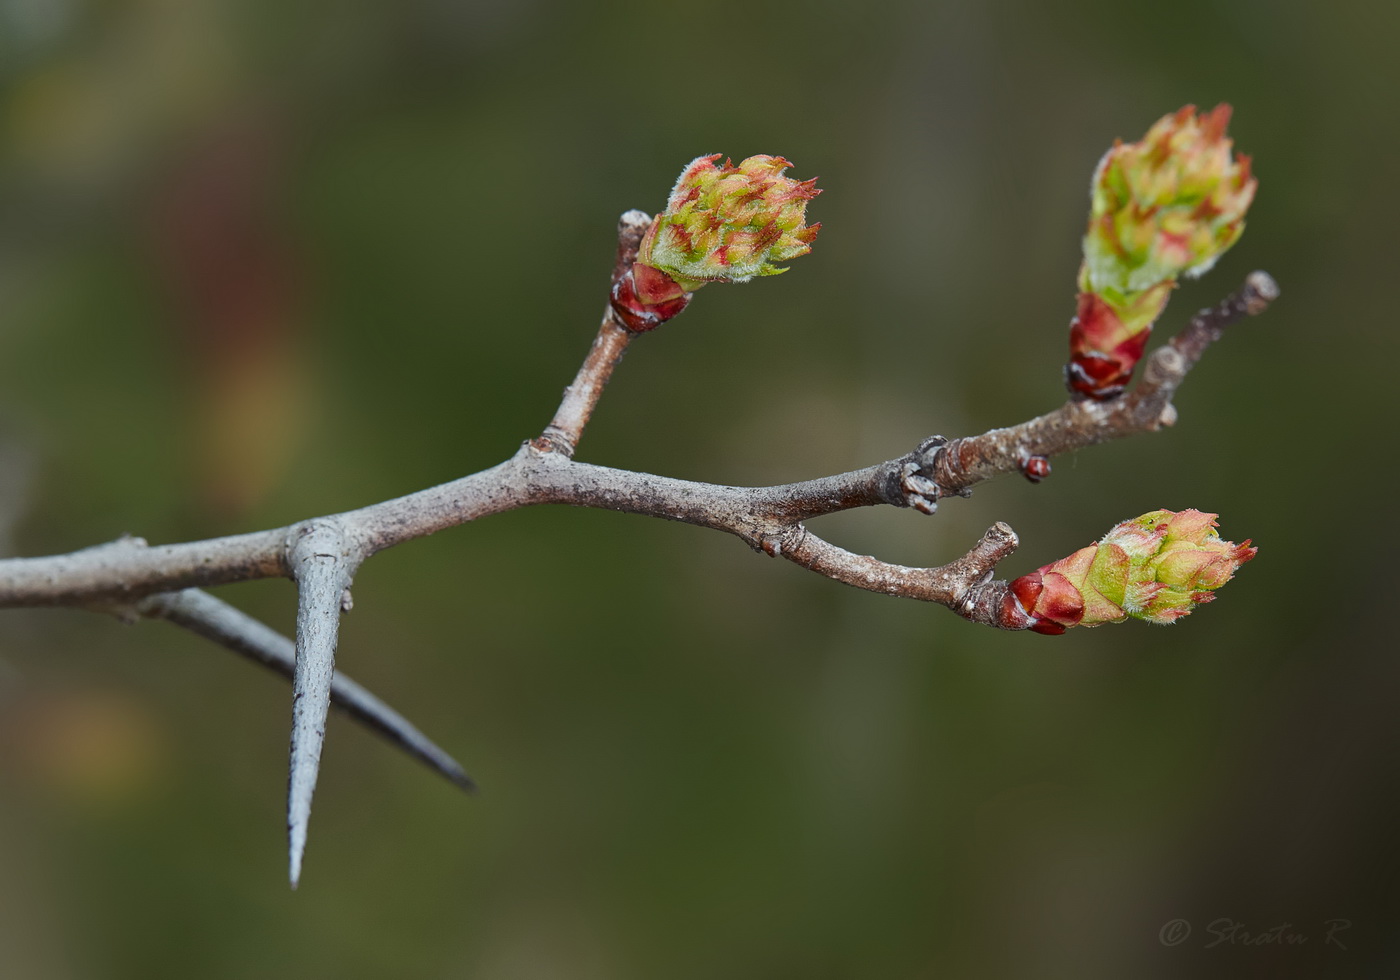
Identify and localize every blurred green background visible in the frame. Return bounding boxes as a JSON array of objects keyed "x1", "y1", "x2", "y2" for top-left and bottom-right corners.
[{"x1": 1, "y1": 1, "x2": 1397, "y2": 977}]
